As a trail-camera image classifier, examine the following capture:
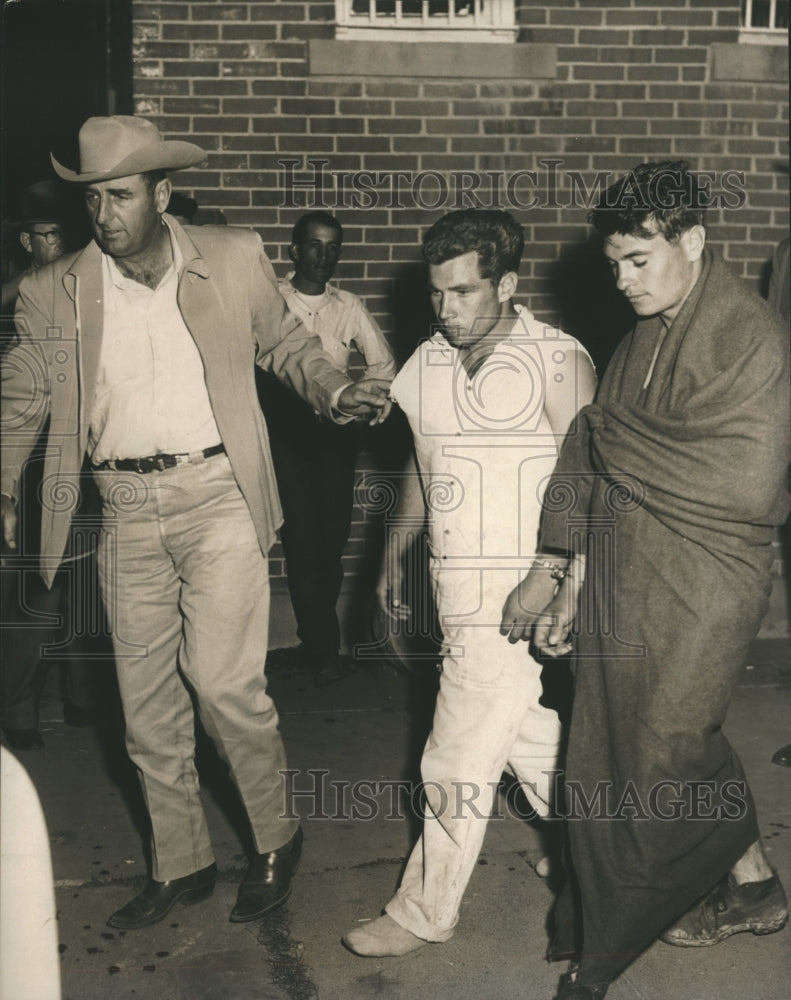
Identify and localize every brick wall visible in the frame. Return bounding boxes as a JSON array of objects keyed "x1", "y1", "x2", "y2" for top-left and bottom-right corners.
[{"x1": 131, "y1": 0, "x2": 789, "y2": 633}]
